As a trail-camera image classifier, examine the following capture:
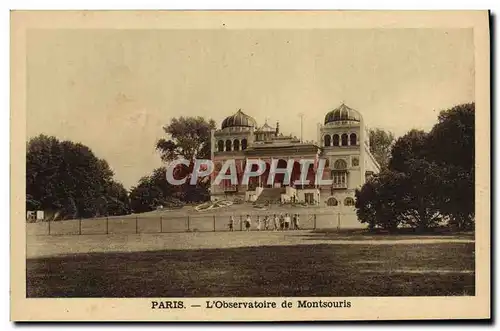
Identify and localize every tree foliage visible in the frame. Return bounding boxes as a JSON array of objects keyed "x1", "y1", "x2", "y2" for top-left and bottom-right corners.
[
  {"x1": 355, "y1": 171, "x2": 406, "y2": 232},
  {"x1": 427, "y1": 103, "x2": 475, "y2": 229},
  {"x1": 356, "y1": 103, "x2": 475, "y2": 232},
  {"x1": 26, "y1": 135, "x2": 130, "y2": 219},
  {"x1": 156, "y1": 116, "x2": 216, "y2": 162},
  {"x1": 369, "y1": 128, "x2": 395, "y2": 169},
  {"x1": 129, "y1": 167, "x2": 186, "y2": 213},
  {"x1": 152, "y1": 116, "x2": 215, "y2": 206},
  {"x1": 388, "y1": 129, "x2": 428, "y2": 173}
]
